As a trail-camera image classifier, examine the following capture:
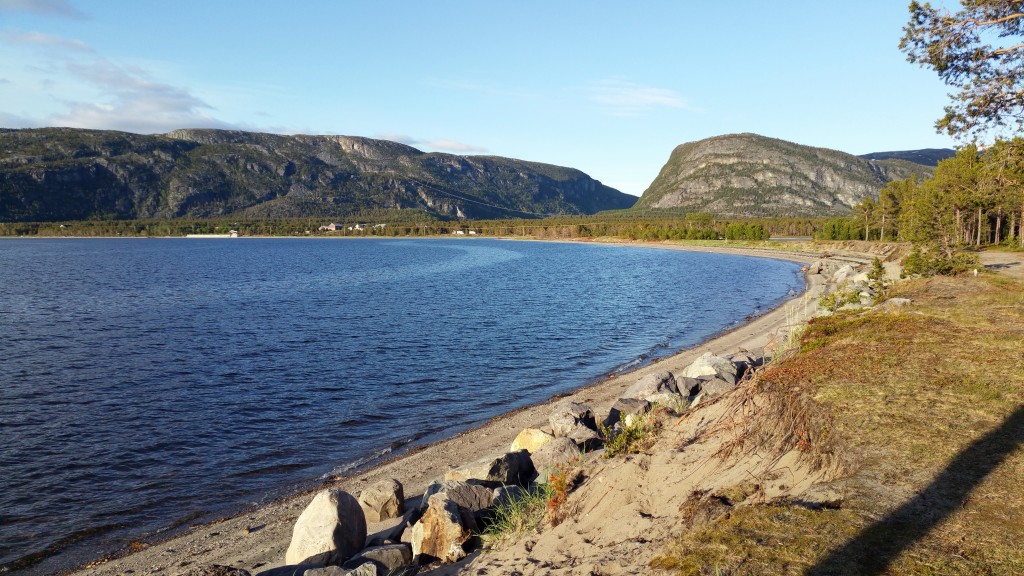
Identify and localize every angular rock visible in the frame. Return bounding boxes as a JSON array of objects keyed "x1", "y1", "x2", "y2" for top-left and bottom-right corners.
[
  {"x1": 434, "y1": 480, "x2": 494, "y2": 514},
  {"x1": 566, "y1": 424, "x2": 601, "y2": 450},
  {"x1": 303, "y1": 564, "x2": 376, "y2": 576},
  {"x1": 698, "y1": 376, "x2": 736, "y2": 399},
  {"x1": 832, "y1": 264, "x2": 856, "y2": 284},
  {"x1": 530, "y1": 437, "x2": 580, "y2": 483},
  {"x1": 410, "y1": 494, "x2": 473, "y2": 563},
  {"x1": 676, "y1": 376, "x2": 703, "y2": 397},
  {"x1": 510, "y1": 428, "x2": 555, "y2": 454},
  {"x1": 343, "y1": 543, "x2": 414, "y2": 574},
  {"x1": 604, "y1": 398, "x2": 651, "y2": 427},
  {"x1": 548, "y1": 401, "x2": 596, "y2": 437},
  {"x1": 683, "y1": 352, "x2": 739, "y2": 384},
  {"x1": 184, "y1": 566, "x2": 251, "y2": 576},
  {"x1": 647, "y1": 391, "x2": 688, "y2": 411},
  {"x1": 359, "y1": 479, "x2": 405, "y2": 523},
  {"x1": 492, "y1": 485, "x2": 527, "y2": 509},
  {"x1": 443, "y1": 450, "x2": 534, "y2": 487},
  {"x1": 623, "y1": 371, "x2": 678, "y2": 400},
  {"x1": 285, "y1": 489, "x2": 367, "y2": 567}
]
